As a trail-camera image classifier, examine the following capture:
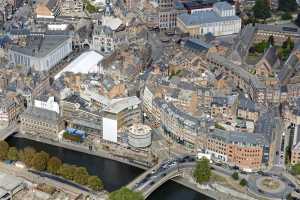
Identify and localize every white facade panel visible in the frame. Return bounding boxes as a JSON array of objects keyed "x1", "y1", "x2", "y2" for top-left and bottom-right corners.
[{"x1": 103, "y1": 117, "x2": 118, "y2": 143}]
